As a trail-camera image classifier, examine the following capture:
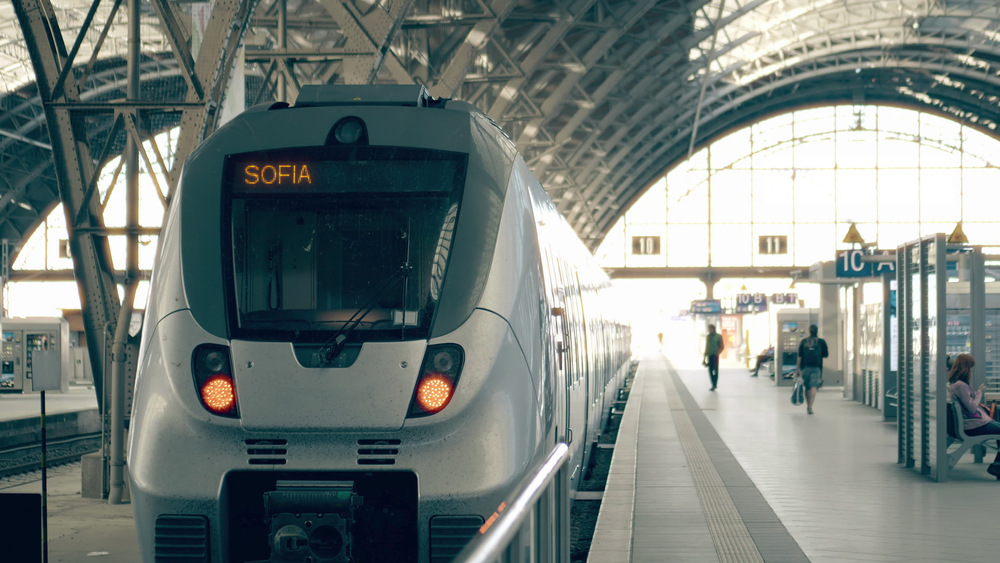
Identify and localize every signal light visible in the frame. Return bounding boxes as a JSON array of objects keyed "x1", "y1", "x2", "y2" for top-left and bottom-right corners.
[
  {"x1": 416, "y1": 374, "x2": 453, "y2": 413},
  {"x1": 201, "y1": 375, "x2": 236, "y2": 414},
  {"x1": 408, "y1": 344, "x2": 464, "y2": 418},
  {"x1": 192, "y1": 344, "x2": 239, "y2": 418}
]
